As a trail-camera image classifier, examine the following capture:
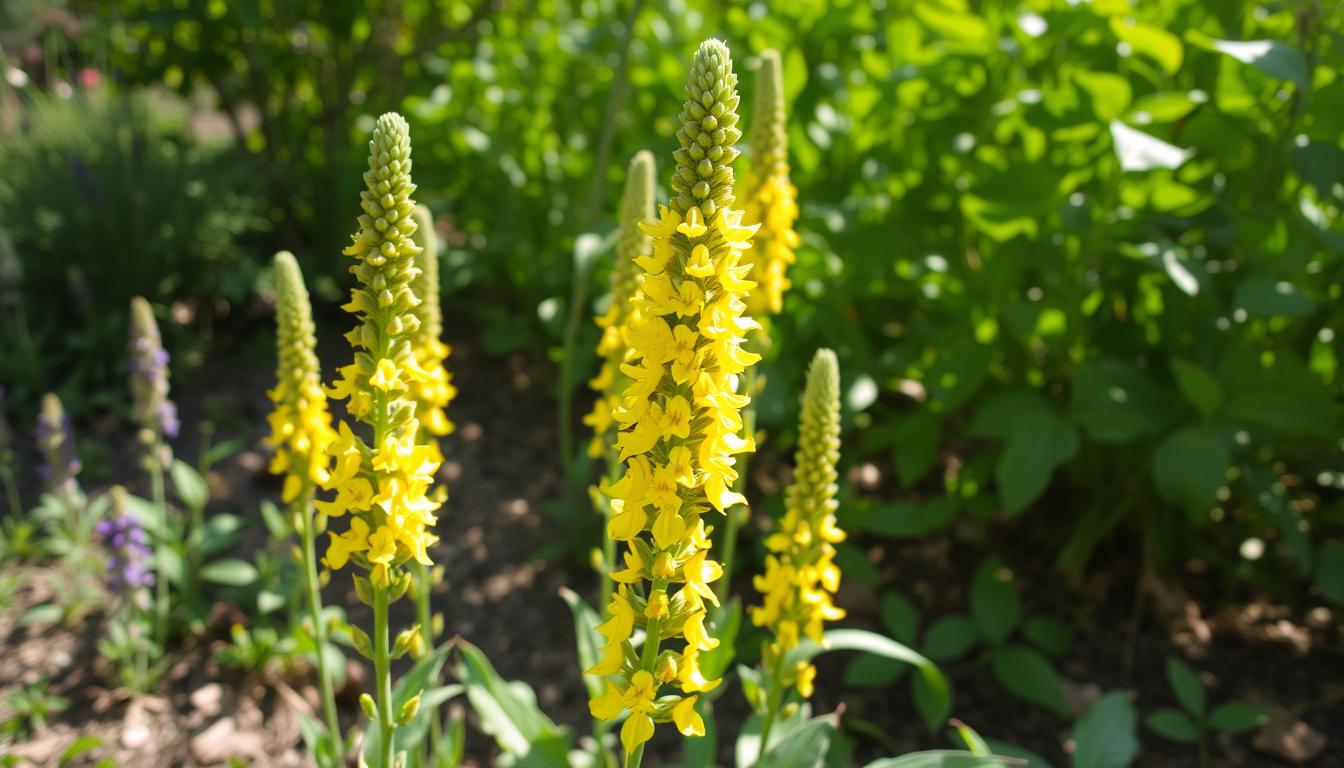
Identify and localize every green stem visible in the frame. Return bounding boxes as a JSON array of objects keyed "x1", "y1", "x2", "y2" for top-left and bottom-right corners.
[
  {"x1": 374, "y1": 585, "x2": 395, "y2": 768},
  {"x1": 756, "y1": 651, "x2": 786, "y2": 762},
  {"x1": 625, "y1": 582, "x2": 666, "y2": 768},
  {"x1": 414, "y1": 560, "x2": 439, "y2": 763},
  {"x1": 299, "y1": 494, "x2": 343, "y2": 747},
  {"x1": 150, "y1": 459, "x2": 169, "y2": 647},
  {"x1": 1, "y1": 463, "x2": 22, "y2": 519}
]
